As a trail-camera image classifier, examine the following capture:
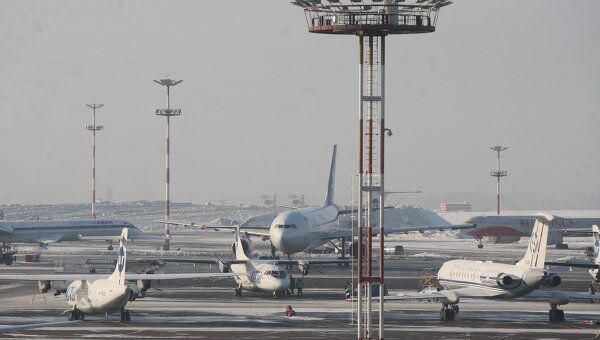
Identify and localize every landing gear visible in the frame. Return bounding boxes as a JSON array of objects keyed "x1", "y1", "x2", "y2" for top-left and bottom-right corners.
[
  {"x1": 555, "y1": 243, "x2": 569, "y2": 250},
  {"x1": 1, "y1": 243, "x2": 16, "y2": 265},
  {"x1": 273, "y1": 290, "x2": 282, "y2": 299},
  {"x1": 107, "y1": 240, "x2": 113, "y2": 251},
  {"x1": 439, "y1": 304, "x2": 456, "y2": 321},
  {"x1": 548, "y1": 304, "x2": 564, "y2": 322},
  {"x1": 68, "y1": 308, "x2": 85, "y2": 321},
  {"x1": 270, "y1": 243, "x2": 277, "y2": 259},
  {"x1": 477, "y1": 239, "x2": 483, "y2": 249},
  {"x1": 120, "y1": 308, "x2": 131, "y2": 322},
  {"x1": 234, "y1": 286, "x2": 243, "y2": 297}
]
